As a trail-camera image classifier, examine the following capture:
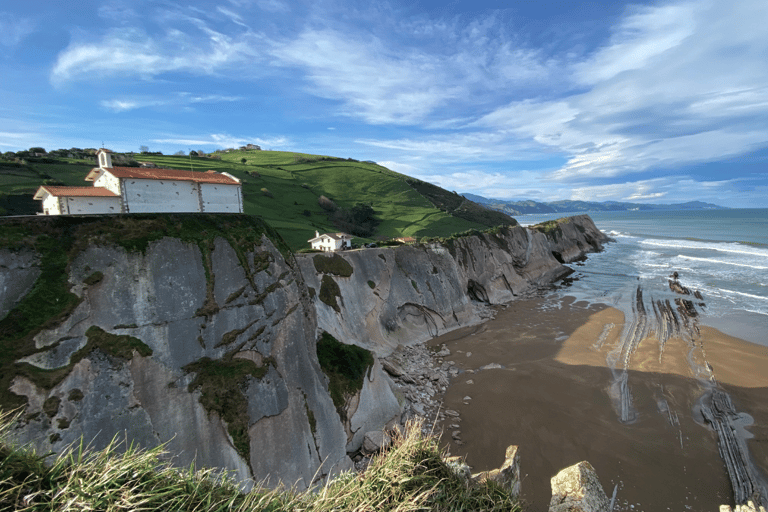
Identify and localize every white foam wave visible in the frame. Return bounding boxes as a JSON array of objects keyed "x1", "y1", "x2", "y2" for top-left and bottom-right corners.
[
  {"x1": 676, "y1": 255, "x2": 768, "y2": 270},
  {"x1": 716, "y1": 288, "x2": 768, "y2": 302},
  {"x1": 745, "y1": 309, "x2": 768, "y2": 316},
  {"x1": 639, "y1": 239, "x2": 768, "y2": 258}
]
